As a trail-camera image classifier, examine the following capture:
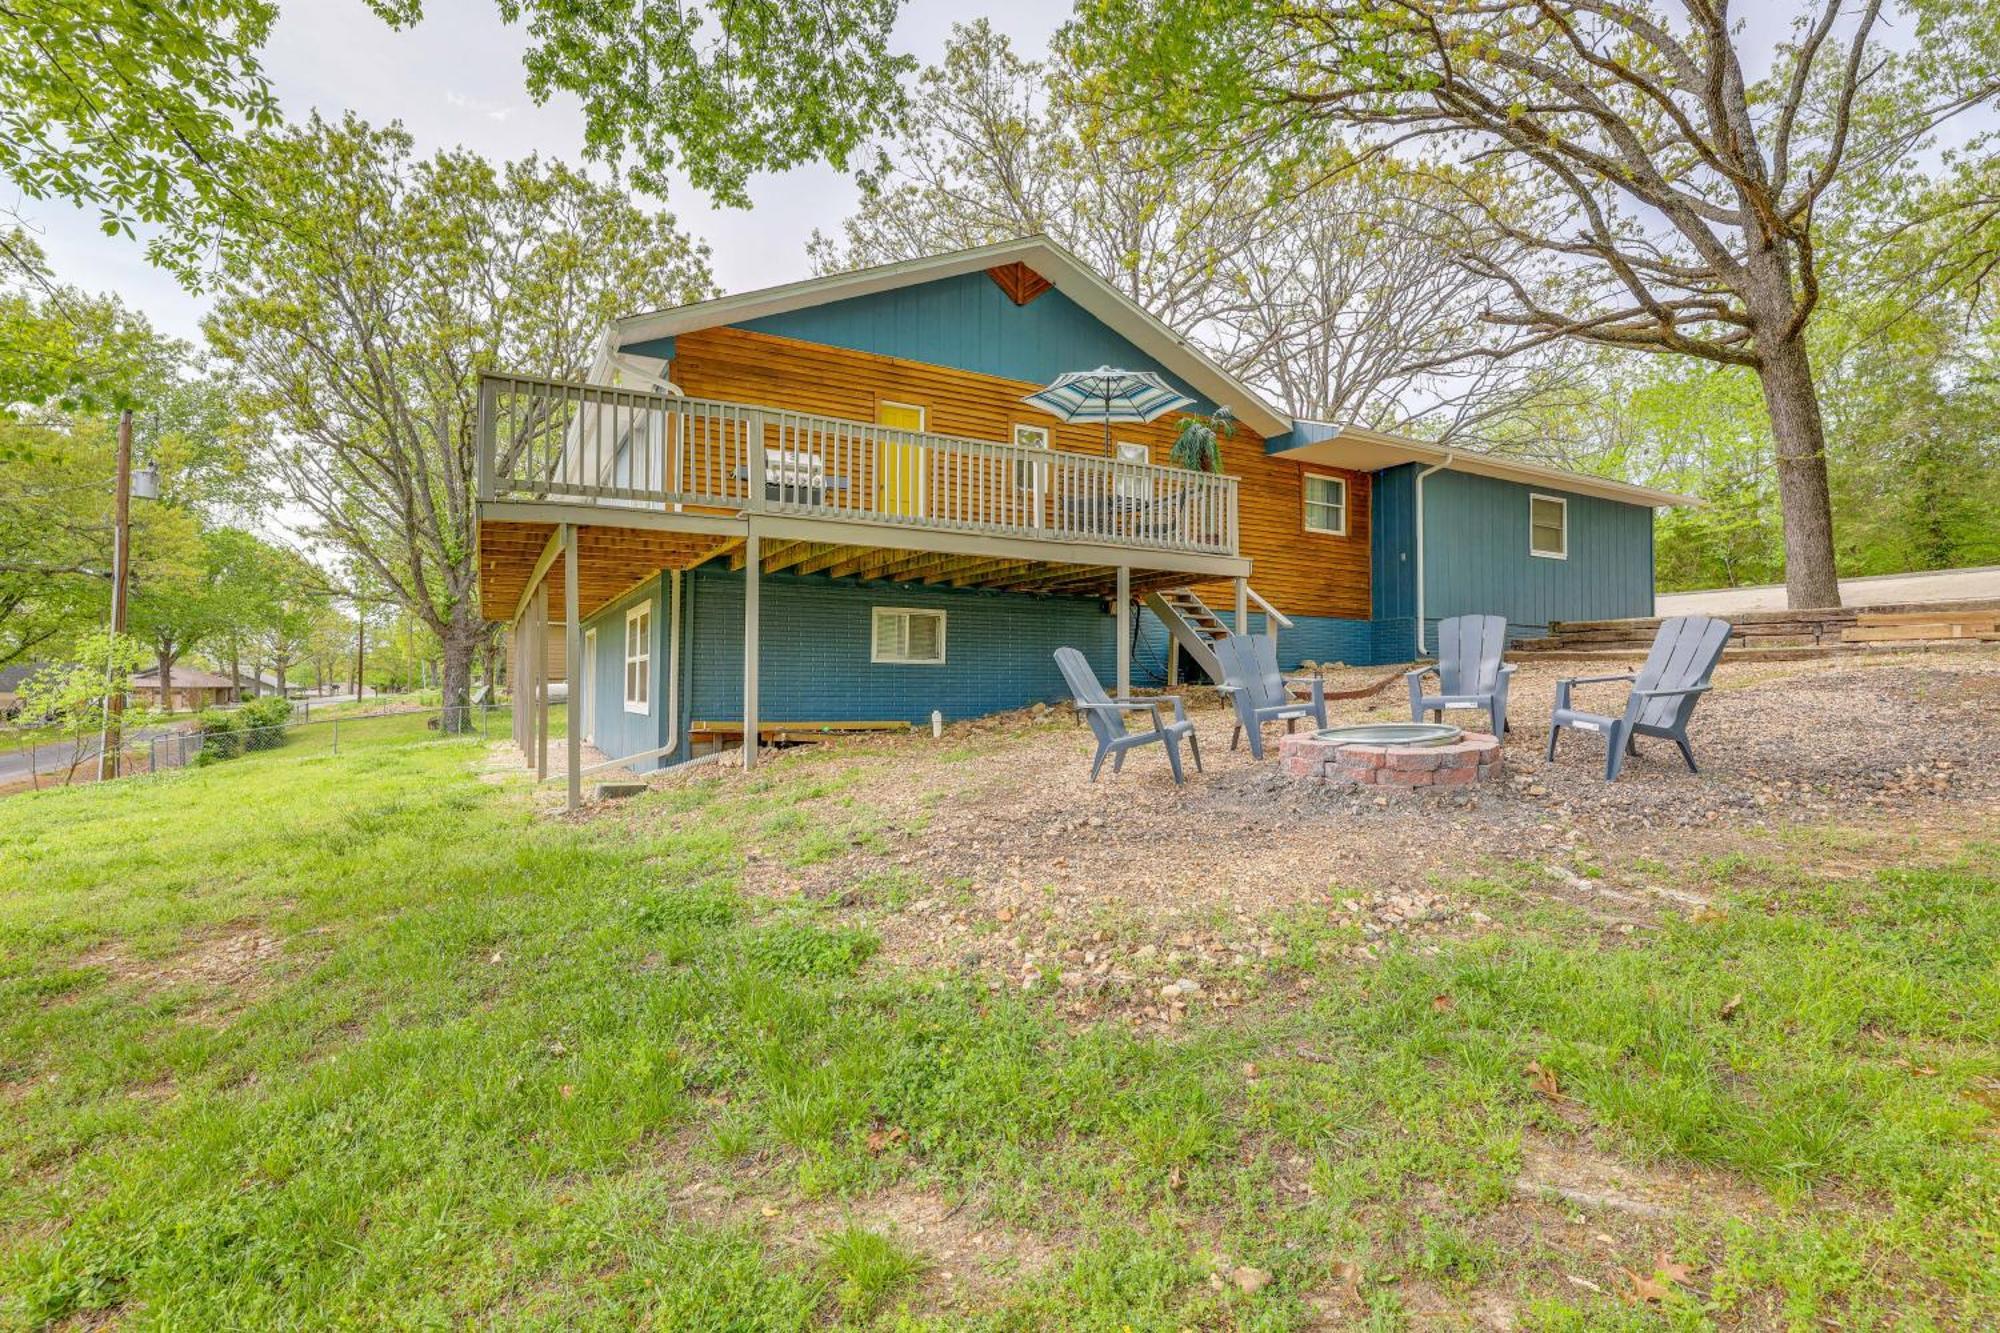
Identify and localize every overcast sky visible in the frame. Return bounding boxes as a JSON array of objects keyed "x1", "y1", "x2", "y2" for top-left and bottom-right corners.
[{"x1": 22, "y1": 0, "x2": 1077, "y2": 348}]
